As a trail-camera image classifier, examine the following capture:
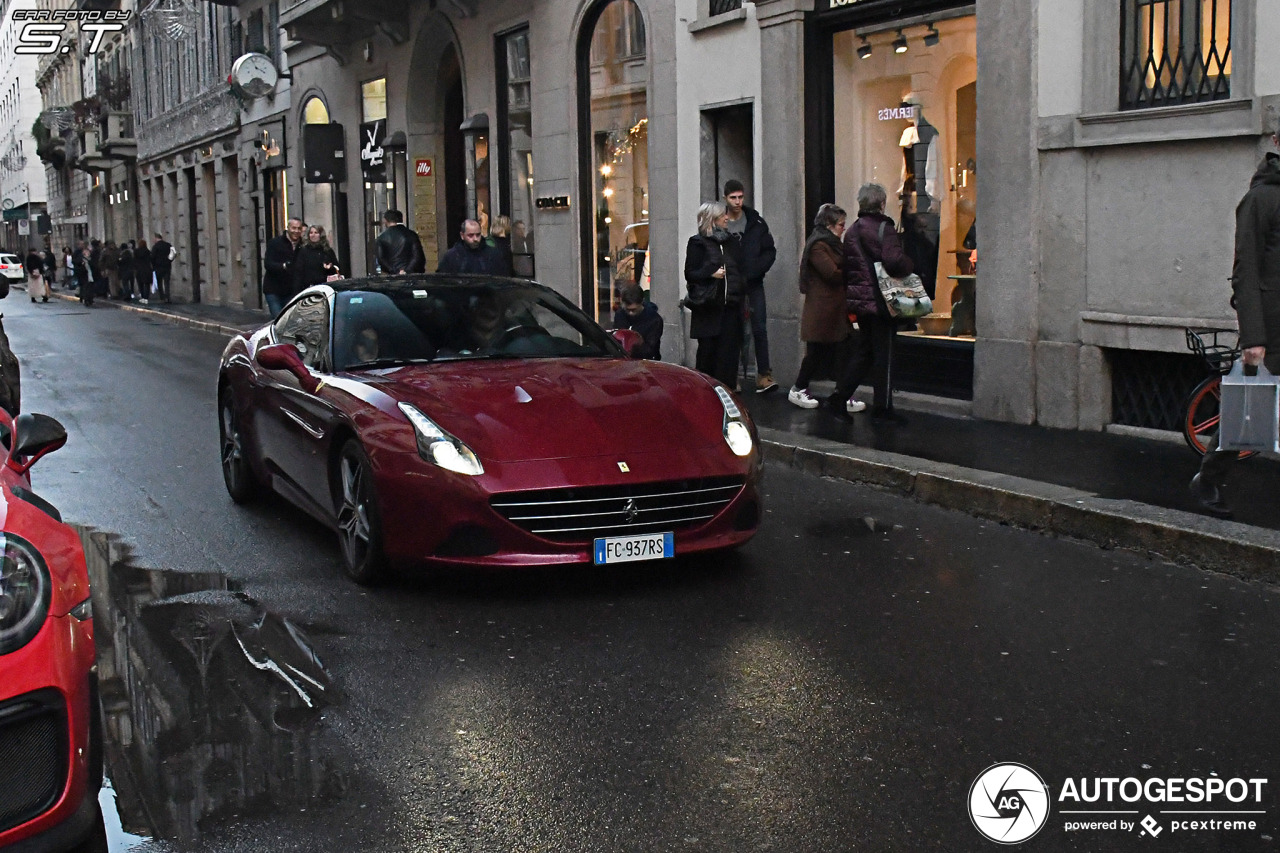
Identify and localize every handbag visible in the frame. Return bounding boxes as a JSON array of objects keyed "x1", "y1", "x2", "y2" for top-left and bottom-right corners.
[
  {"x1": 684, "y1": 243, "x2": 722, "y2": 307},
  {"x1": 1218, "y1": 359, "x2": 1280, "y2": 452},
  {"x1": 870, "y1": 222, "x2": 933, "y2": 319}
]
